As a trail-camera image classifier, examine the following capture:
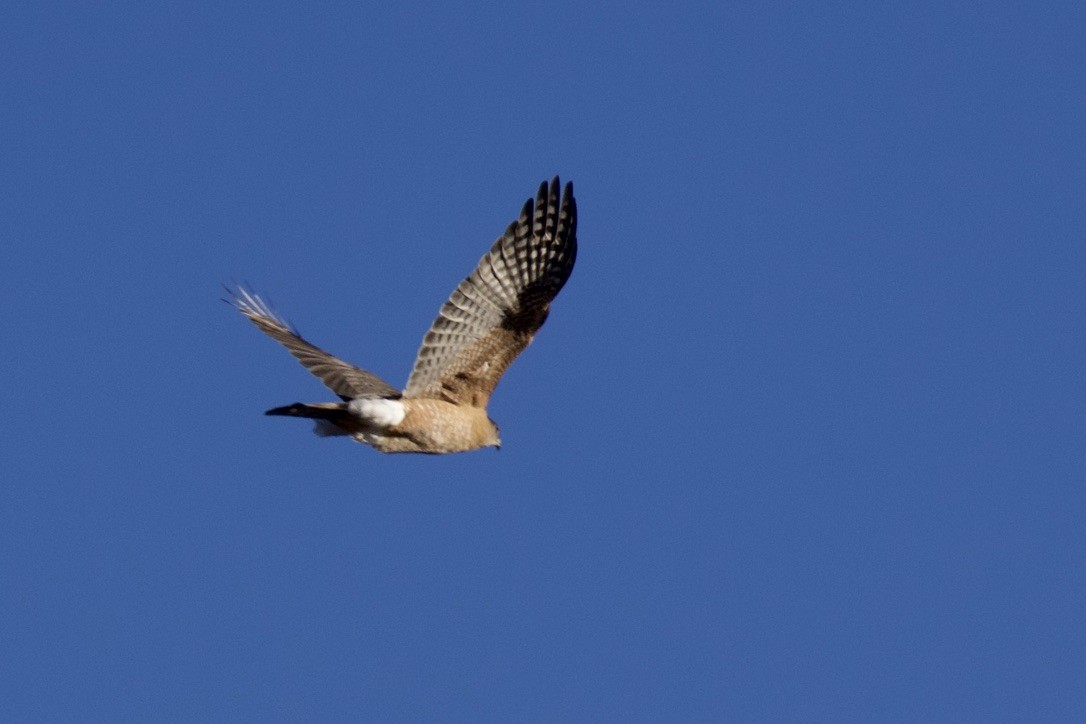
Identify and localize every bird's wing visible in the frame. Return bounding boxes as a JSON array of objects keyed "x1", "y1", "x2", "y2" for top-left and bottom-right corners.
[
  {"x1": 225, "y1": 285, "x2": 401, "y2": 400},
  {"x1": 402, "y1": 177, "x2": 577, "y2": 407}
]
